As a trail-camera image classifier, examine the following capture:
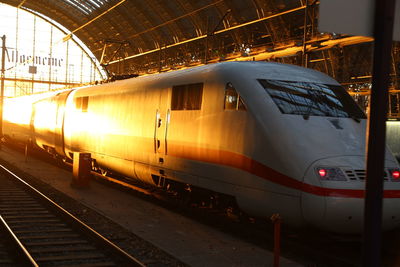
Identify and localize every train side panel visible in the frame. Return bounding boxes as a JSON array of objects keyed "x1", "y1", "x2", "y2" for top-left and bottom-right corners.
[
  {"x1": 55, "y1": 66, "x2": 307, "y2": 224},
  {"x1": 63, "y1": 84, "x2": 159, "y2": 182},
  {"x1": 3, "y1": 91, "x2": 64, "y2": 145},
  {"x1": 59, "y1": 69, "x2": 302, "y2": 221},
  {"x1": 32, "y1": 90, "x2": 72, "y2": 156}
]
